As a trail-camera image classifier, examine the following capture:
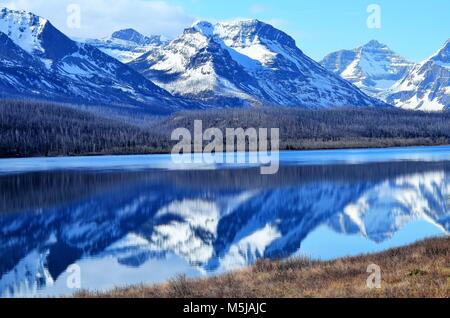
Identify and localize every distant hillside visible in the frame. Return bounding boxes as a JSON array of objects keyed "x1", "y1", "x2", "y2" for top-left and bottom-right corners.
[
  {"x1": 0, "y1": 100, "x2": 170, "y2": 157},
  {"x1": 1, "y1": 100, "x2": 450, "y2": 158},
  {"x1": 156, "y1": 107, "x2": 450, "y2": 150}
]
